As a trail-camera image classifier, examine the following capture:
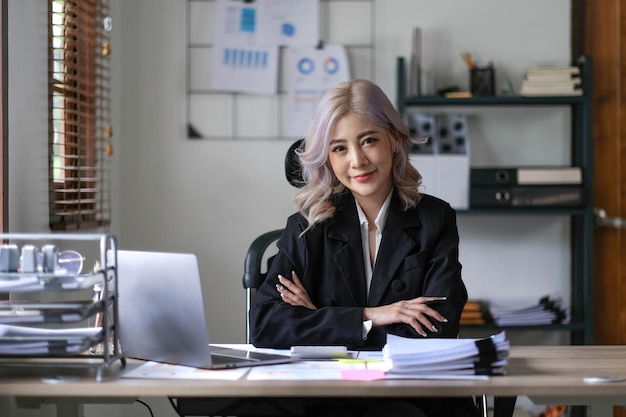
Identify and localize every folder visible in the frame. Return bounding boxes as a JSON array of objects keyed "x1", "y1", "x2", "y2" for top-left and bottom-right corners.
[
  {"x1": 470, "y1": 185, "x2": 583, "y2": 208},
  {"x1": 470, "y1": 167, "x2": 582, "y2": 186}
]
